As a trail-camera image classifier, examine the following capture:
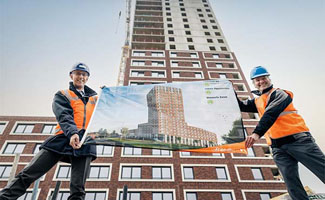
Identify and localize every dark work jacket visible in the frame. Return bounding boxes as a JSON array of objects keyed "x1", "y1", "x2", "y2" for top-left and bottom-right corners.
[
  {"x1": 40, "y1": 82, "x2": 97, "y2": 163},
  {"x1": 236, "y1": 85, "x2": 293, "y2": 138}
]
